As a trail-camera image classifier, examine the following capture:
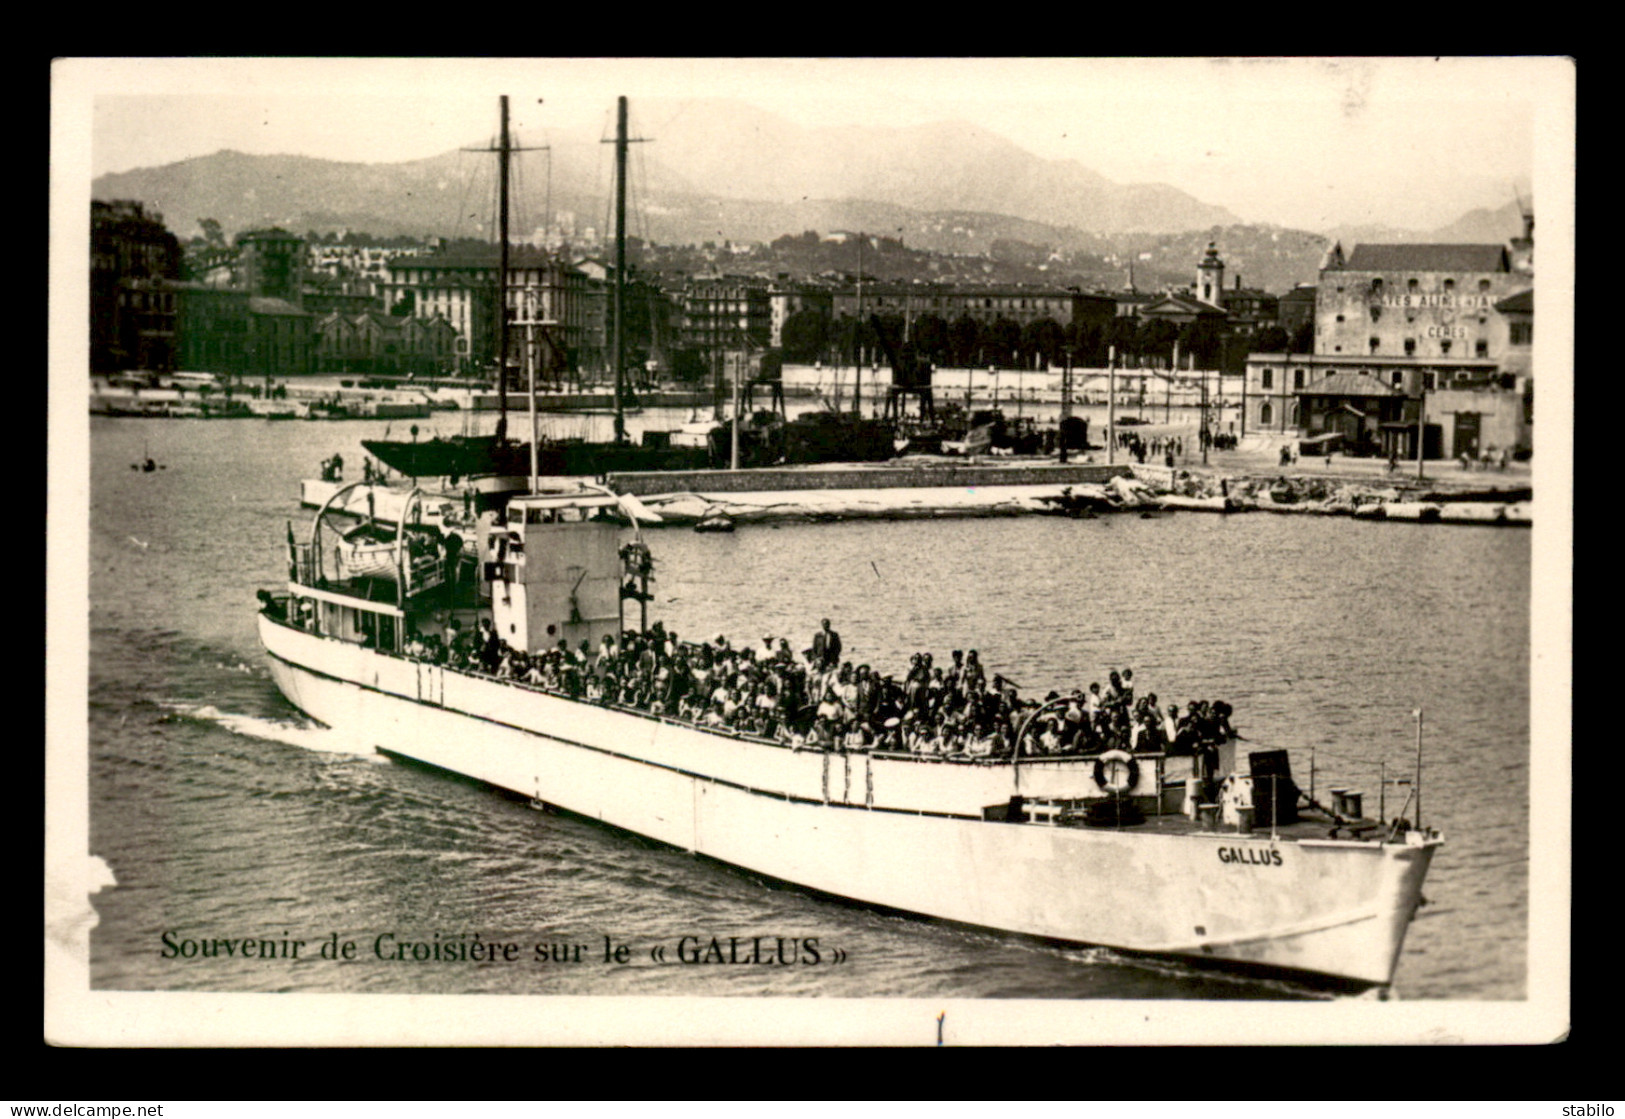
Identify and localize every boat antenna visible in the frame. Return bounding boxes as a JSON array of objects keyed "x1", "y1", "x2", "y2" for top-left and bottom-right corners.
[{"x1": 1412, "y1": 706, "x2": 1424, "y2": 830}]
